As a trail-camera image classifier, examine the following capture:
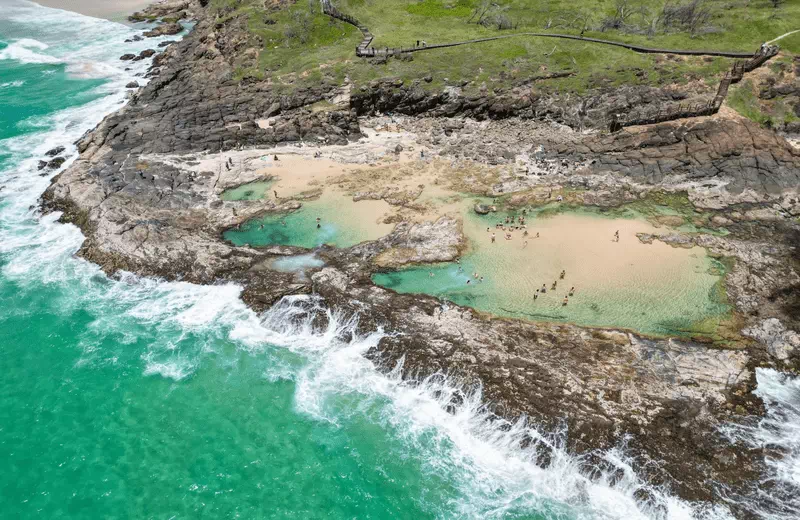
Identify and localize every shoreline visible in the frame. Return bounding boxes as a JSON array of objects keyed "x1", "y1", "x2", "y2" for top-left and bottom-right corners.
[
  {"x1": 32, "y1": 0, "x2": 156, "y2": 19},
  {"x1": 37, "y1": 0, "x2": 800, "y2": 514}
]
